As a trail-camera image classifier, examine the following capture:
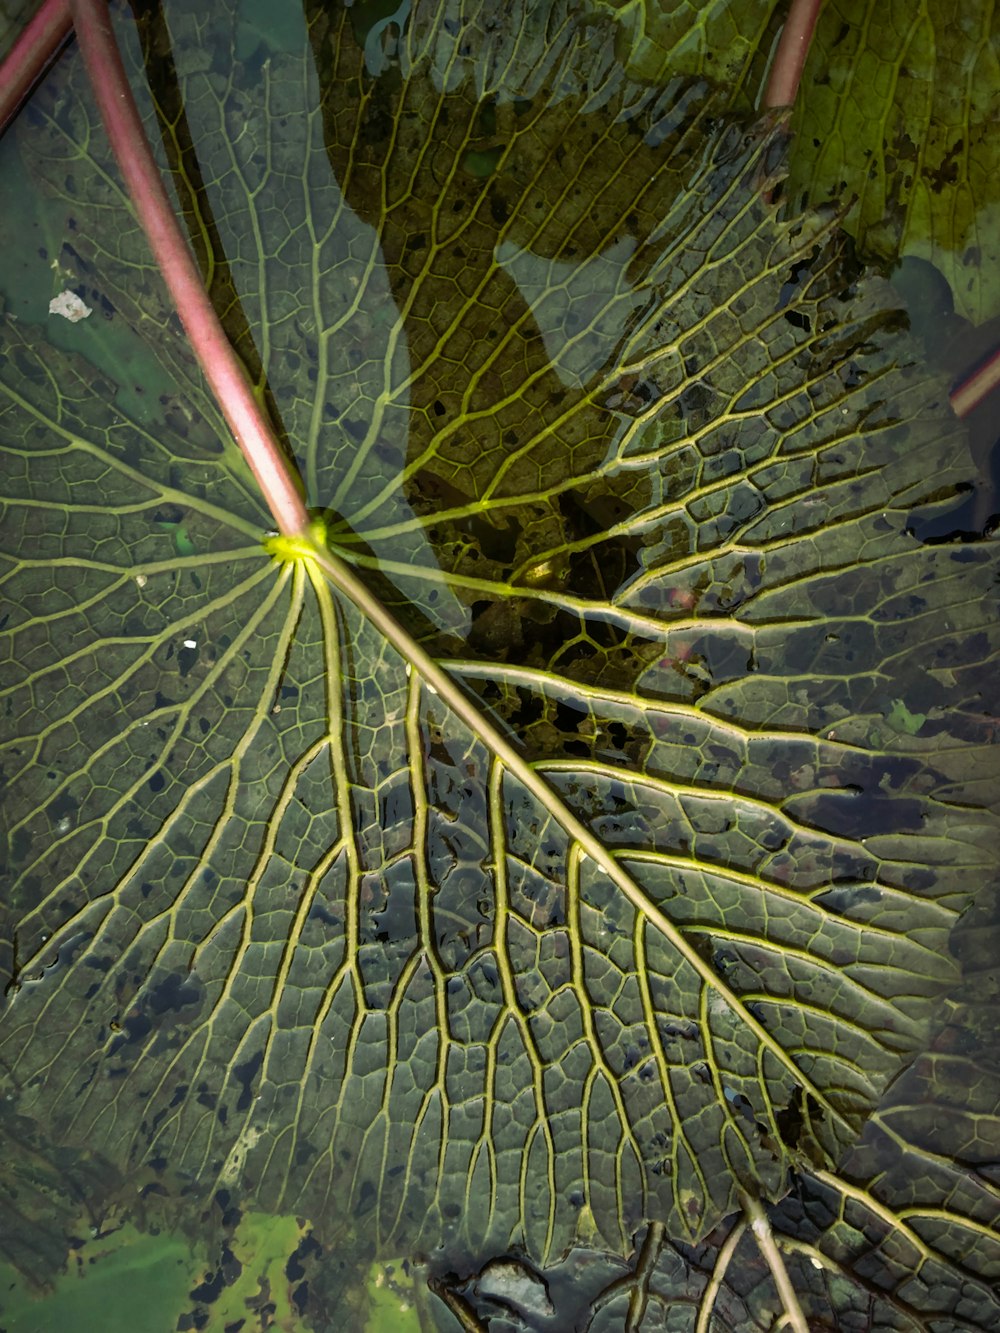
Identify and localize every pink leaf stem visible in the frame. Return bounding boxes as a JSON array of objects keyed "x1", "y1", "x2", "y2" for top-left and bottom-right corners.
[
  {"x1": 67, "y1": 0, "x2": 311, "y2": 537},
  {"x1": 0, "y1": 0, "x2": 72, "y2": 138},
  {"x1": 762, "y1": 0, "x2": 823, "y2": 109},
  {"x1": 950, "y1": 344, "x2": 1000, "y2": 418}
]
